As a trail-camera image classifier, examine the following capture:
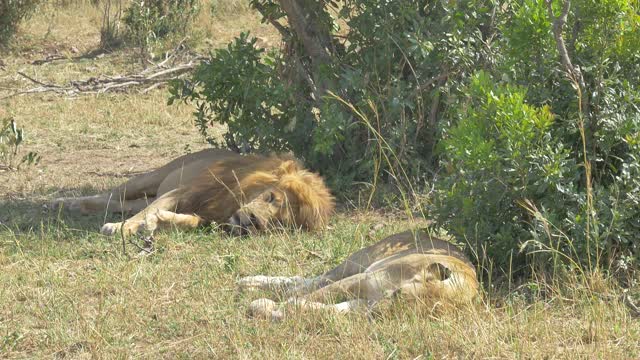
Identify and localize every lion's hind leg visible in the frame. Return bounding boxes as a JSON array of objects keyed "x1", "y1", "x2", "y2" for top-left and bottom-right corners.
[
  {"x1": 51, "y1": 195, "x2": 155, "y2": 215},
  {"x1": 50, "y1": 165, "x2": 173, "y2": 214}
]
